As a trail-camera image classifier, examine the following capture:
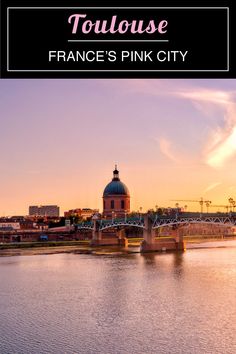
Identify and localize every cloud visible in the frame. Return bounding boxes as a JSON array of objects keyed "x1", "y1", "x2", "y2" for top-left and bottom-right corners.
[
  {"x1": 206, "y1": 126, "x2": 236, "y2": 168},
  {"x1": 109, "y1": 81, "x2": 236, "y2": 169},
  {"x1": 159, "y1": 137, "x2": 179, "y2": 163},
  {"x1": 203, "y1": 104, "x2": 236, "y2": 168},
  {"x1": 176, "y1": 88, "x2": 236, "y2": 168},
  {"x1": 177, "y1": 89, "x2": 231, "y2": 105},
  {"x1": 203, "y1": 182, "x2": 222, "y2": 194},
  {"x1": 149, "y1": 85, "x2": 236, "y2": 169}
]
